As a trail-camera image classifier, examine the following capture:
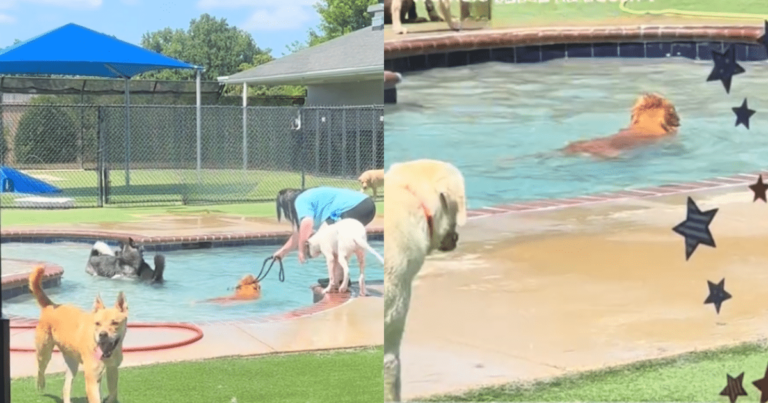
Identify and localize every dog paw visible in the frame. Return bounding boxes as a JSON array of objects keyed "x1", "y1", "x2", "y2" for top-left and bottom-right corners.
[
  {"x1": 323, "y1": 286, "x2": 333, "y2": 294},
  {"x1": 394, "y1": 28, "x2": 408, "y2": 35},
  {"x1": 36, "y1": 376, "x2": 45, "y2": 391},
  {"x1": 338, "y1": 284, "x2": 349, "y2": 293}
]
